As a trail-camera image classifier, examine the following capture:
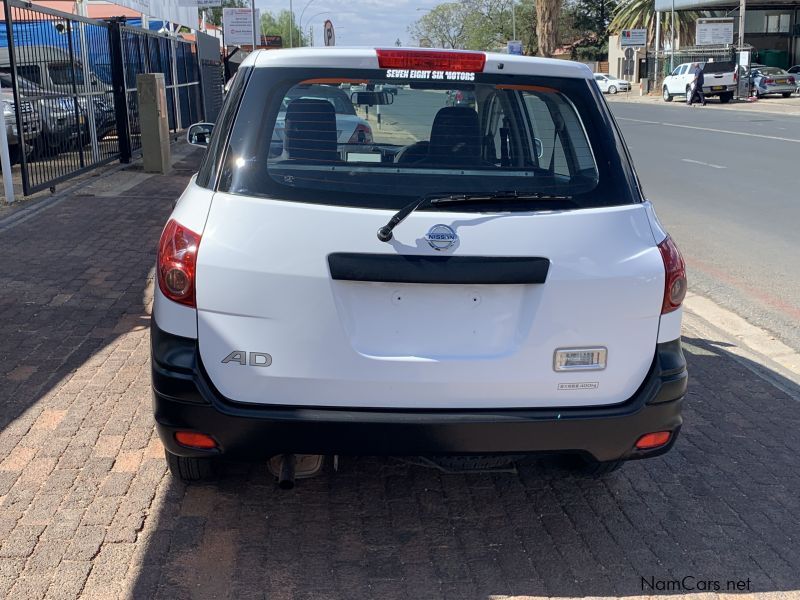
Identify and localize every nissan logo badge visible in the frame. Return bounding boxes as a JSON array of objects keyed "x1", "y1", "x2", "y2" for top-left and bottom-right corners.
[{"x1": 425, "y1": 224, "x2": 457, "y2": 251}]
